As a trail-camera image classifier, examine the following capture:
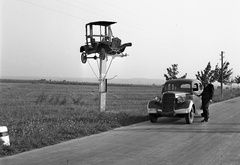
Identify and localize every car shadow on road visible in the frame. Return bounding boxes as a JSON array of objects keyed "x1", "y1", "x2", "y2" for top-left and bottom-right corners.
[{"x1": 151, "y1": 116, "x2": 202, "y2": 125}]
